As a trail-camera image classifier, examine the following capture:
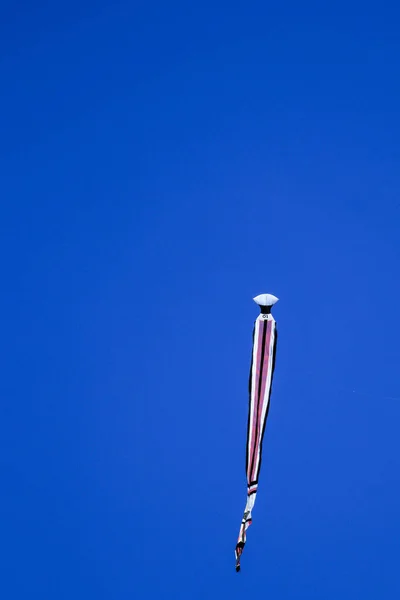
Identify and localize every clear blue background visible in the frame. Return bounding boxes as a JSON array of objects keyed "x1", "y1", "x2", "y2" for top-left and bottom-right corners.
[{"x1": 1, "y1": 1, "x2": 400, "y2": 597}]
